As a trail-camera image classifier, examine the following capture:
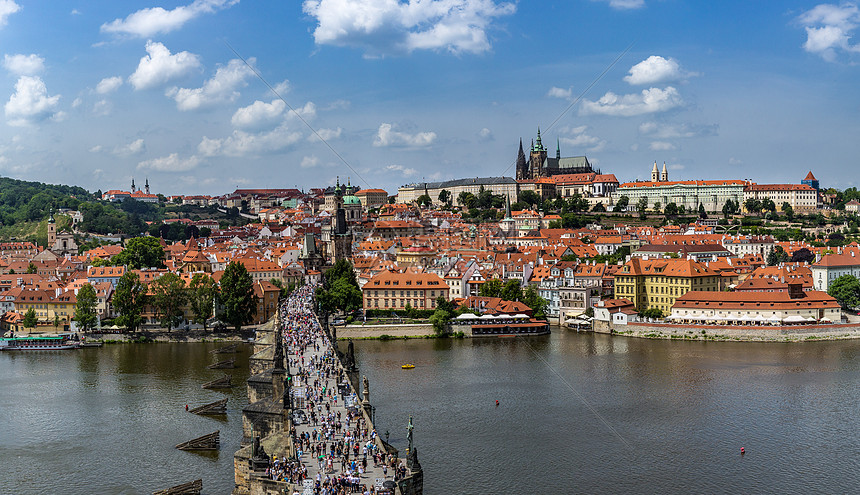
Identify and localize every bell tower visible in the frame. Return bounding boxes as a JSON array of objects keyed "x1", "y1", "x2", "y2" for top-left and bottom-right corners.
[{"x1": 529, "y1": 128, "x2": 547, "y2": 179}]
